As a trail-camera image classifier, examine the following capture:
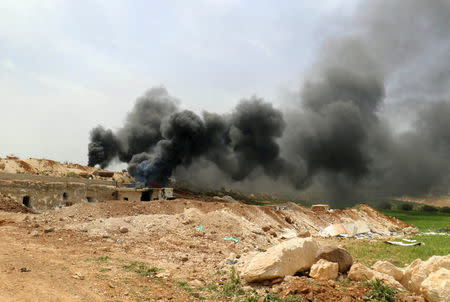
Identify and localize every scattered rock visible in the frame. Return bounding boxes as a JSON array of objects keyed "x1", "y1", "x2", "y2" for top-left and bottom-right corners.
[
  {"x1": 403, "y1": 226, "x2": 419, "y2": 235},
  {"x1": 348, "y1": 263, "x2": 403, "y2": 288},
  {"x1": 262, "y1": 226, "x2": 271, "y2": 232},
  {"x1": 119, "y1": 226, "x2": 129, "y2": 234},
  {"x1": 401, "y1": 254, "x2": 450, "y2": 294},
  {"x1": 372, "y1": 260, "x2": 403, "y2": 281},
  {"x1": 189, "y1": 279, "x2": 203, "y2": 287},
  {"x1": 44, "y1": 226, "x2": 54, "y2": 233},
  {"x1": 20, "y1": 267, "x2": 30, "y2": 273},
  {"x1": 311, "y1": 204, "x2": 330, "y2": 212},
  {"x1": 72, "y1": 272, "x2": 85, "y2": 280},
  {"x1": 297, "y1": 230, "x2": 311, "y2": 238},
  {"x1": 31, "y1": 230, "x2": 39, "y2": 237},
  {"x1": 309, "y1": 259, "x2": 338, "y2": 280},
  {"x1": 242, "y1": 237, "x2": 318, "y2": 282},
  {"x1": 420, "y1": 268, "x2": 450, "y2": 302},
  {"x1": 315, "y1": 244, "x2": 353, "y2": 273}
]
